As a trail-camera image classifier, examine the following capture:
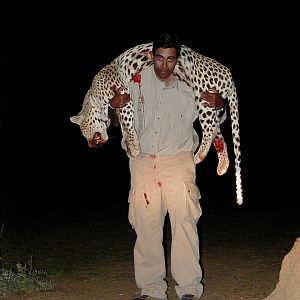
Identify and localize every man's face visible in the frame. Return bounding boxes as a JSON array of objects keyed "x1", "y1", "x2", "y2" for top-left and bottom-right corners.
[{"x1": 151, "y1": 47, "x2": 178, "y2": 81}]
